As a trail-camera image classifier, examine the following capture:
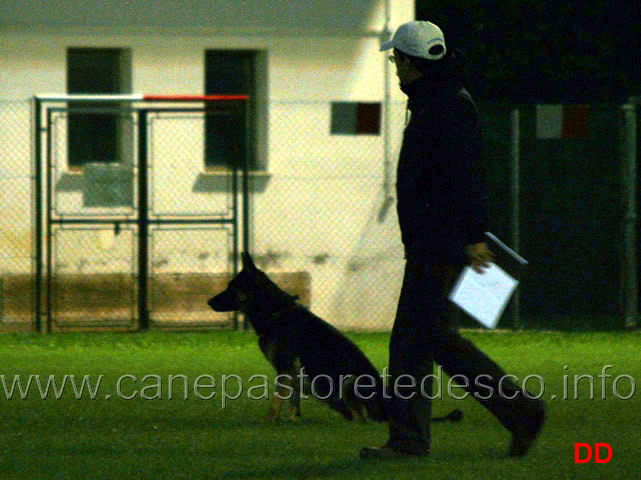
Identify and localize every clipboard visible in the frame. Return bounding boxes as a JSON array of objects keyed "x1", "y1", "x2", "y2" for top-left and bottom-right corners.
[{"x1": 448, "y1": 233, "x2": 527, "y2": 329}]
